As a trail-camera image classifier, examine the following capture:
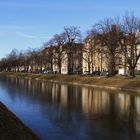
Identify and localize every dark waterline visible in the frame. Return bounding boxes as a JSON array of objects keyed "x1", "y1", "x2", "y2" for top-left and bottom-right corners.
[{"x1": 0, "y1": 77, "x2": 140, "y2": 140}]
